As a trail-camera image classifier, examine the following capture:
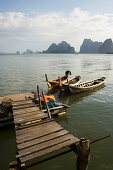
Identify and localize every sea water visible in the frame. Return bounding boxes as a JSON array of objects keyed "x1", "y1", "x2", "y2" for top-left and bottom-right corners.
[{"x1": 0, "y1": 54, "x2": 113, "y2": 170}]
